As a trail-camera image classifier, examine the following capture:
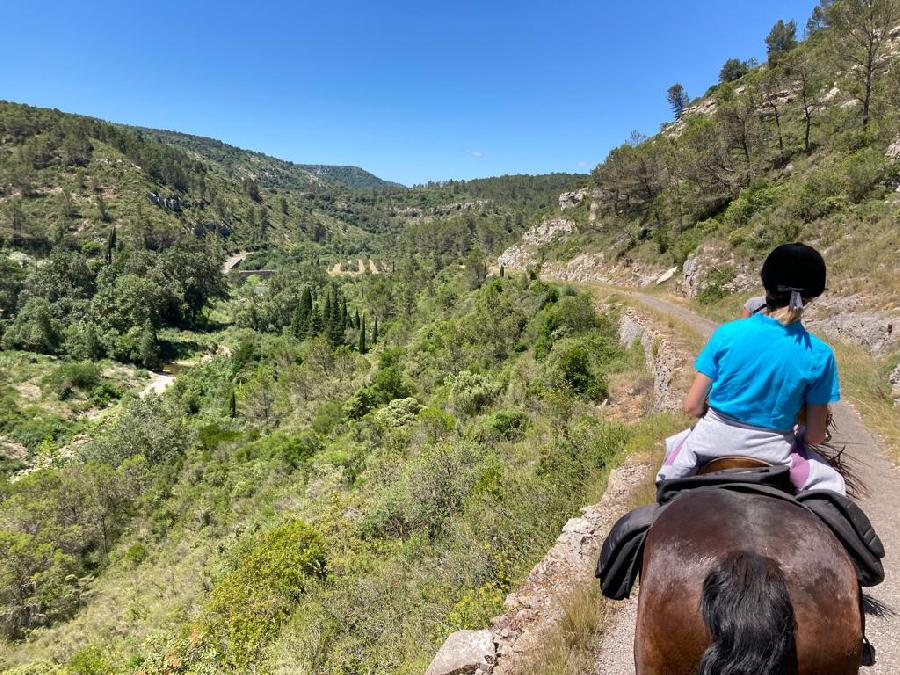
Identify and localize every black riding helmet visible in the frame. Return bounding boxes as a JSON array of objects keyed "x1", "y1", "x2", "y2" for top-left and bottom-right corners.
[{"x1": 761, "y1": 242, "x2": 826, "y2": 309}]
